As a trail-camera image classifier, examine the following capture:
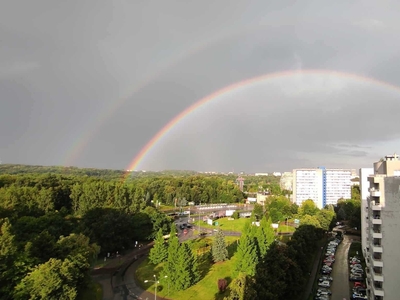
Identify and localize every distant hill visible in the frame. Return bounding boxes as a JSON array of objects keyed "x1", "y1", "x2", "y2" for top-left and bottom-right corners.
[{"x1": 0, "y1": 164, "x2": 200, "y2": 179}]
